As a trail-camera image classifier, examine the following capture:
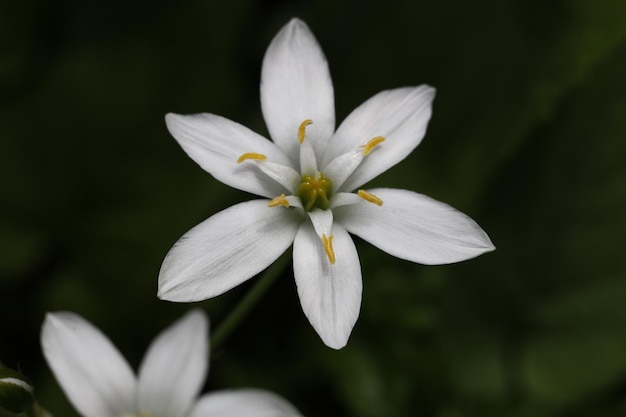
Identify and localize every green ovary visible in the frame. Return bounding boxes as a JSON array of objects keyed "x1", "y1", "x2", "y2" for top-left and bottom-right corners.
[{"x1": 296, "y1": 173, "x2": 333, "y2": 211}]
